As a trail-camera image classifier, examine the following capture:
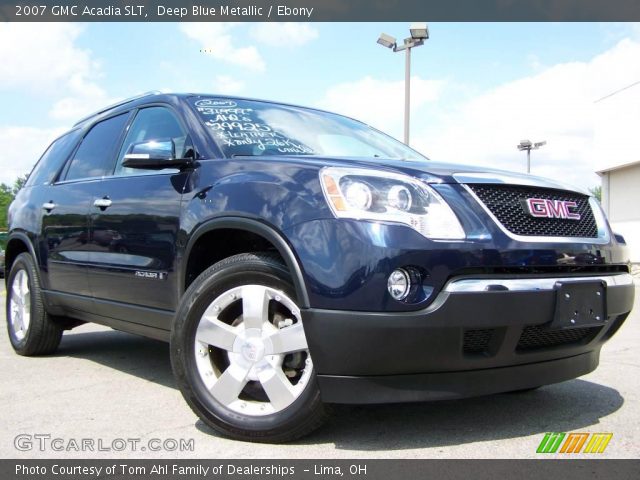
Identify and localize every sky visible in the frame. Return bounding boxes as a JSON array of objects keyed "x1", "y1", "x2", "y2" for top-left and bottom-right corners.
[{"x1": 1, "y1": 22, "x2": 640, "y2": 189}]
